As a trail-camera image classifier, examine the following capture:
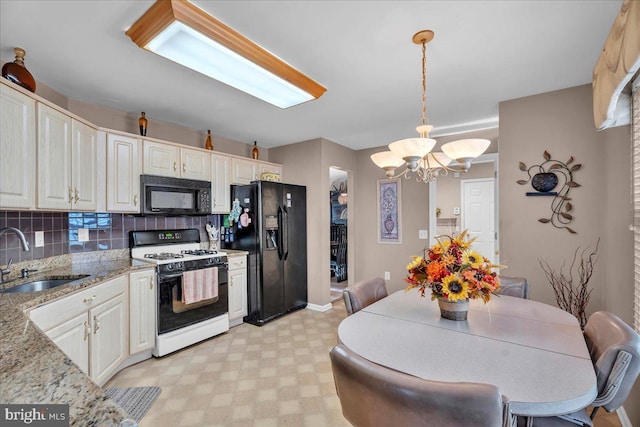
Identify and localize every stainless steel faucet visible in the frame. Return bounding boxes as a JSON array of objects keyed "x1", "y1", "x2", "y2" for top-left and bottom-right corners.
[{"x1": 0, "y1": 227, "x2": 30, "y2": 283}]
